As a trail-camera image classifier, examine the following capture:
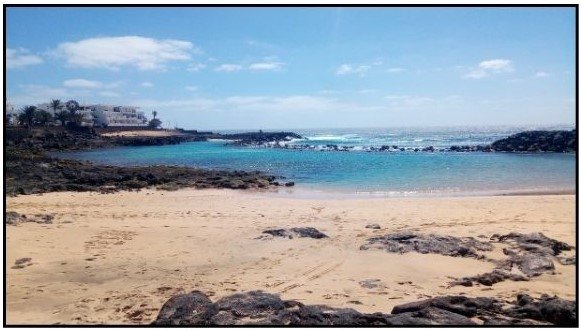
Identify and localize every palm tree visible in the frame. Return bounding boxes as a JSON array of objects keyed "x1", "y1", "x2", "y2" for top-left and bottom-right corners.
[
  {"x1": 69, "y1": 113, "x2": 85, "y2": 127},
  {"x1": 152, "y1": 110, "x2": 158, "y2": 120},
  {"x1": 34, "y1": 110, "x2": 54, "y2": 126},
  {"x1": 148, "y1": 118, "x2": 162, "y2": 129},
  {"x1": 50, "y1": 99, "x2": 61, "y2": 113},
  {"x1": 54, "y1": 110, "x2": 69, "y2": 127},
  {"x1": 17, "y1": 106, "x2": 37, "y2": 129},
  {"x1": 65, "y1": 100, "x2": 79, "y2": 115}
]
